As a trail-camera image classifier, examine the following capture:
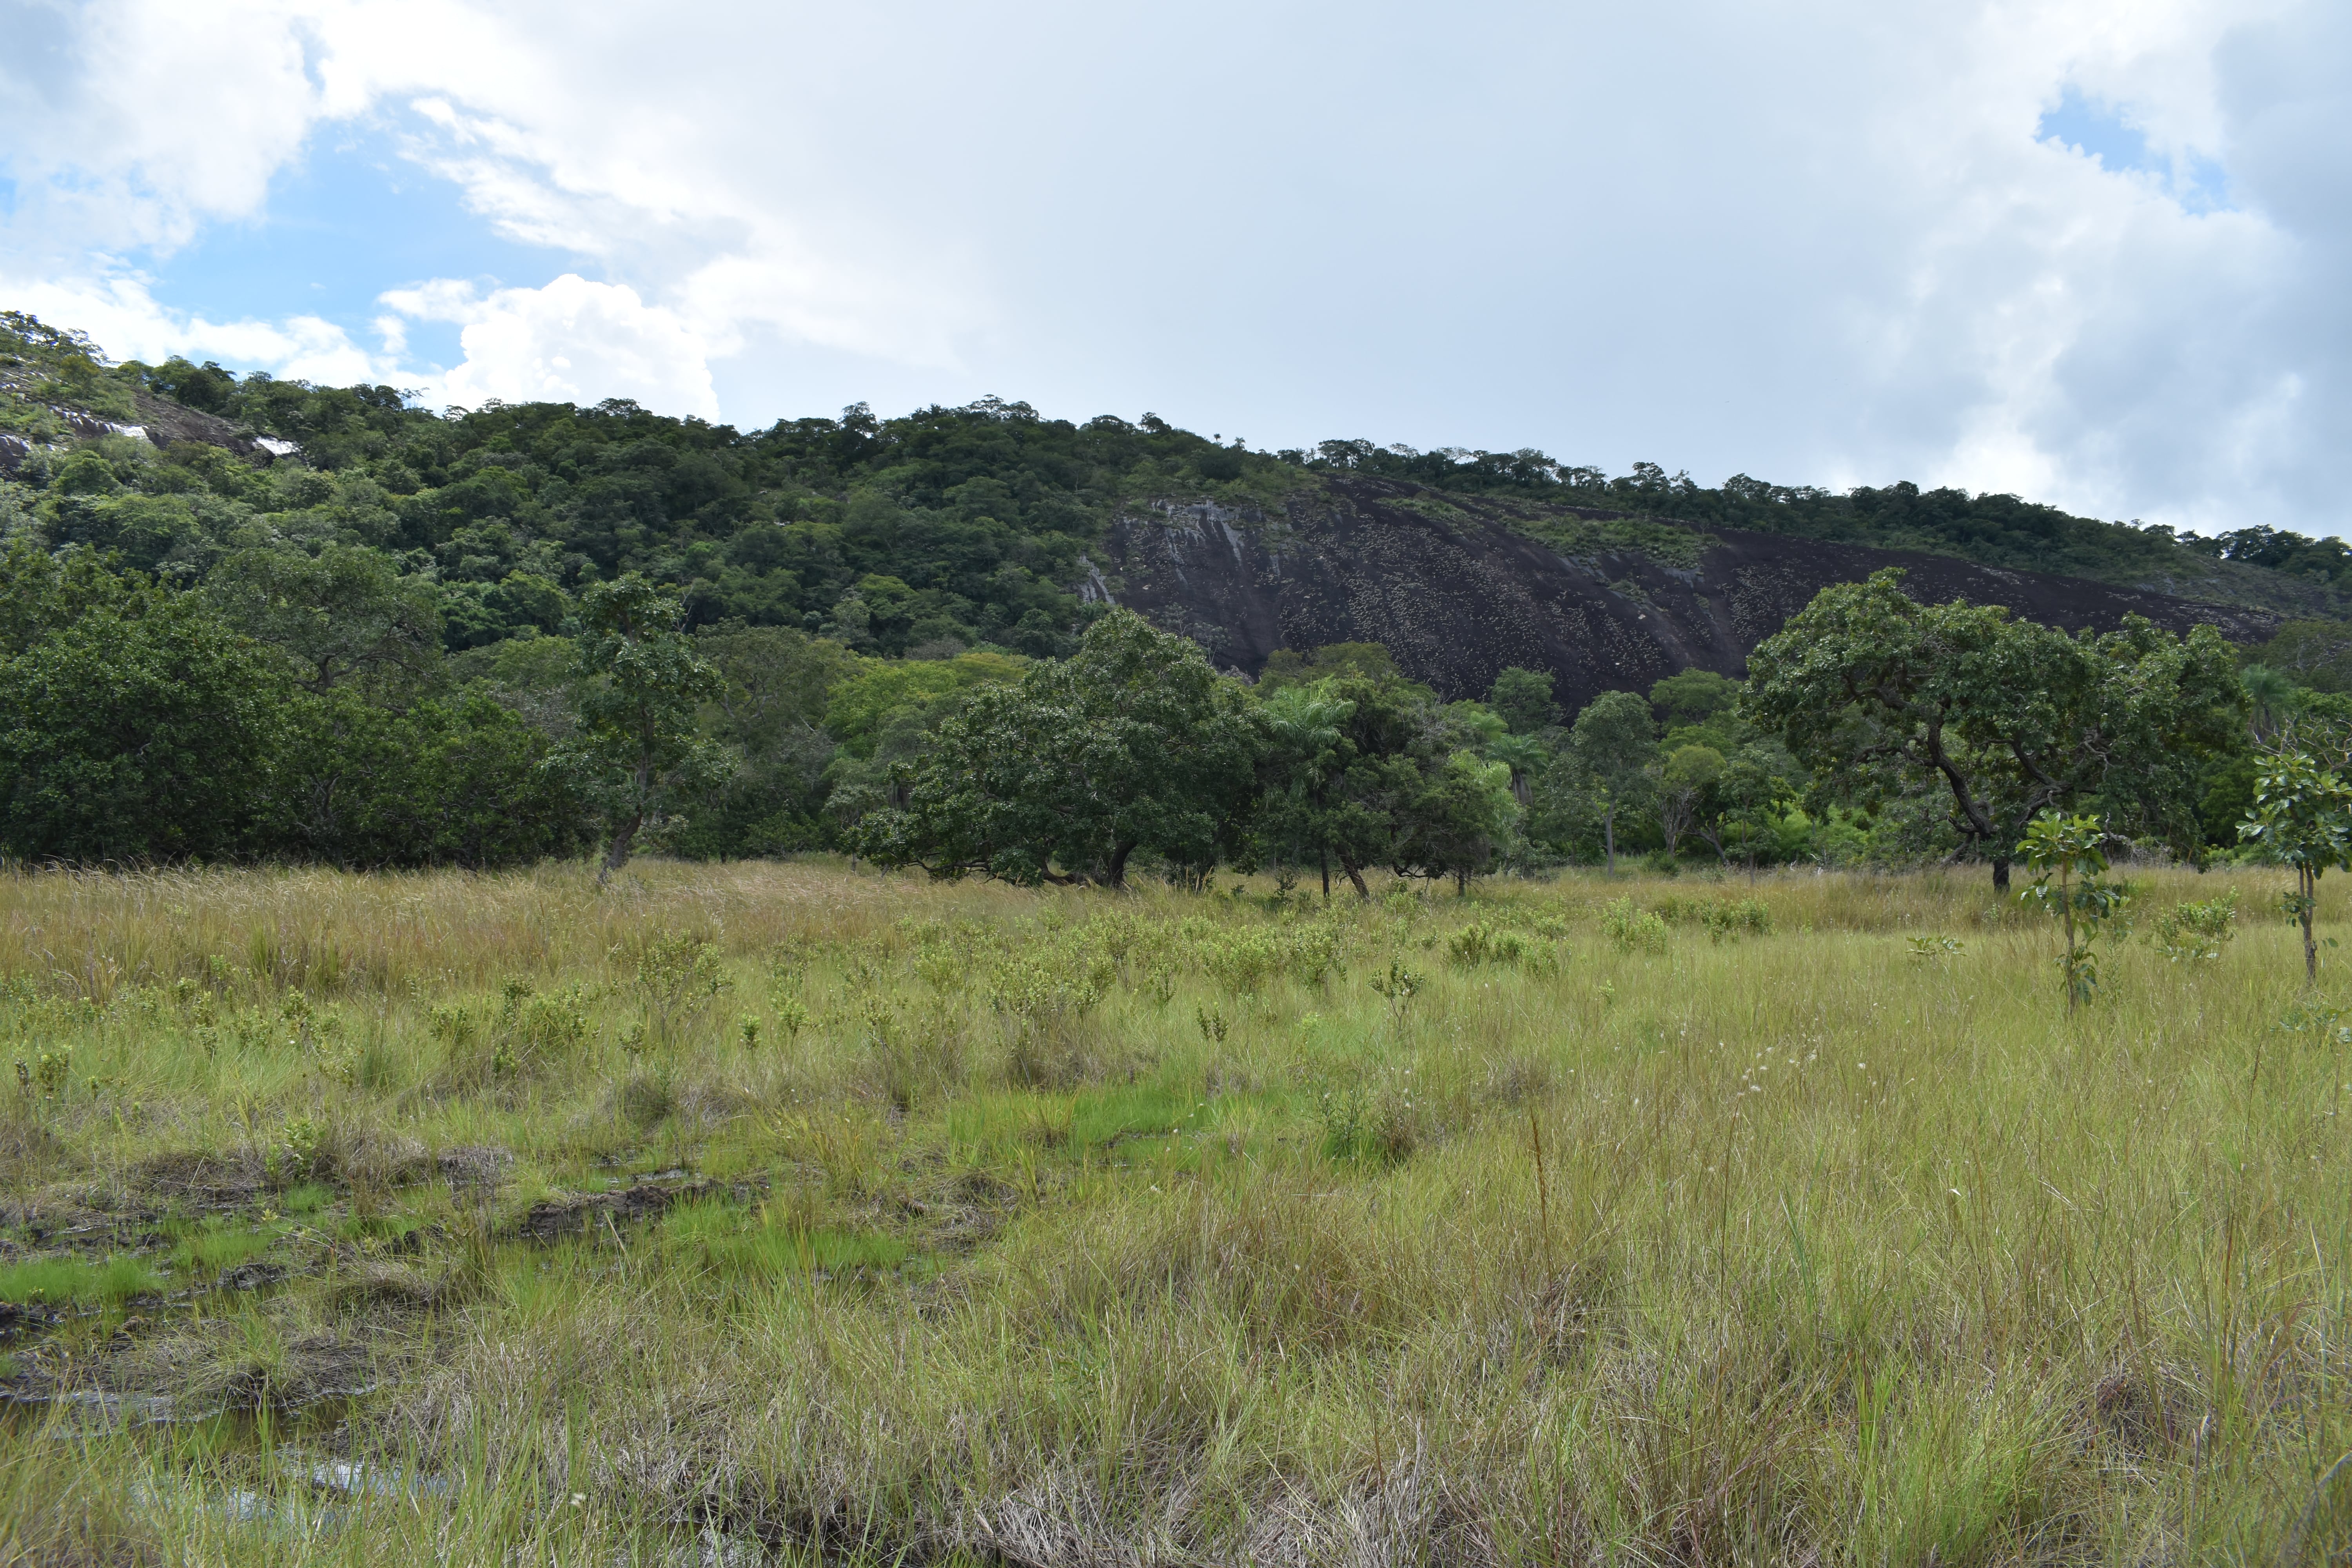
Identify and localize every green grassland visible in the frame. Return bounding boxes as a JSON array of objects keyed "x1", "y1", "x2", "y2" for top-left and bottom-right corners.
[{"x1": 1, "y1": 860, "x2": 2348, "y2": 1564}]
